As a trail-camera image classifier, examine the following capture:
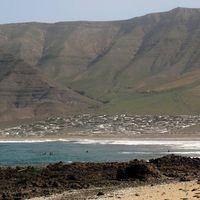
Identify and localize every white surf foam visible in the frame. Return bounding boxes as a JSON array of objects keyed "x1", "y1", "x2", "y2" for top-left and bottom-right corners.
[
  {"x1": 119, "y1": 151, "x2": 152, "y2": 155},
  {"x1": 0, "y1": 139, "x2": 200, "y2": 151},
  {"x1": 70, "y1": 139, "x2": 200, "y2": 149},
  {"x1": 0, "y1": 139, "x2": 71, "y2": 143}
]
